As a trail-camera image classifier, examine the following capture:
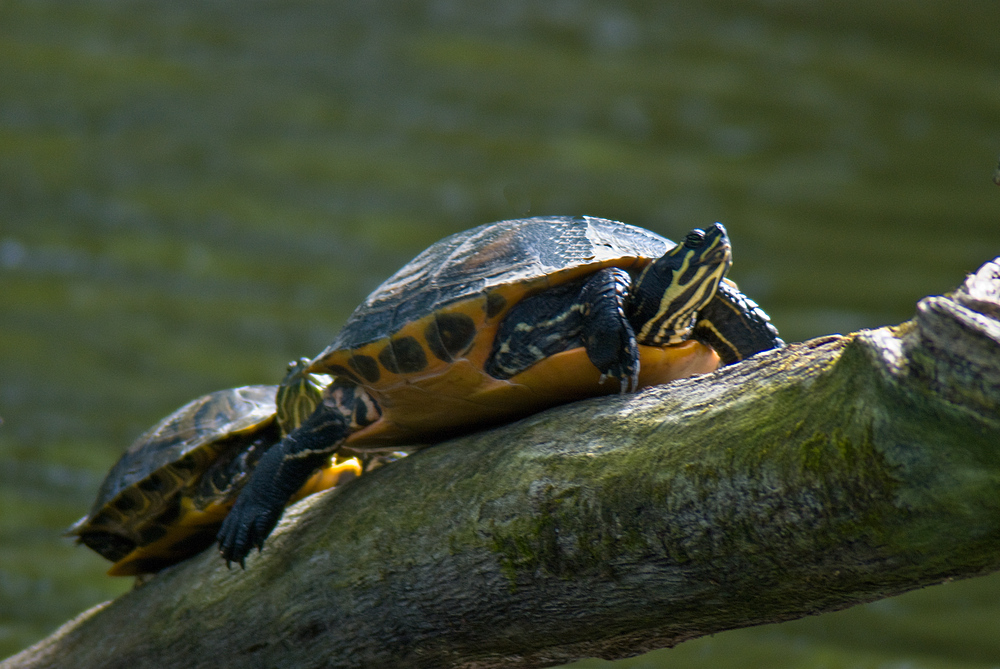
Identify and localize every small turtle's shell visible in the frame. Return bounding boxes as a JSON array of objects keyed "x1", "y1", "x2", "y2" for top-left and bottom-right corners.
[
  {"x1": 309, "y1": 216, "x2": 719, "y2": 444},
  {"x1": 73, "y1": 361, "x2": 363, "y2": 576},
  {"x1": 69, "y1": 386, "x2": 280, "y2": 571}
]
